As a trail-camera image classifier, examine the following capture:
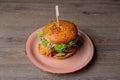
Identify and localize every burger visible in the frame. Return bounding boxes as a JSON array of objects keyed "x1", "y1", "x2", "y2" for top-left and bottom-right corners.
[{"x1": 36, "y1": 20, "x2": 79, "y2": 59}]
